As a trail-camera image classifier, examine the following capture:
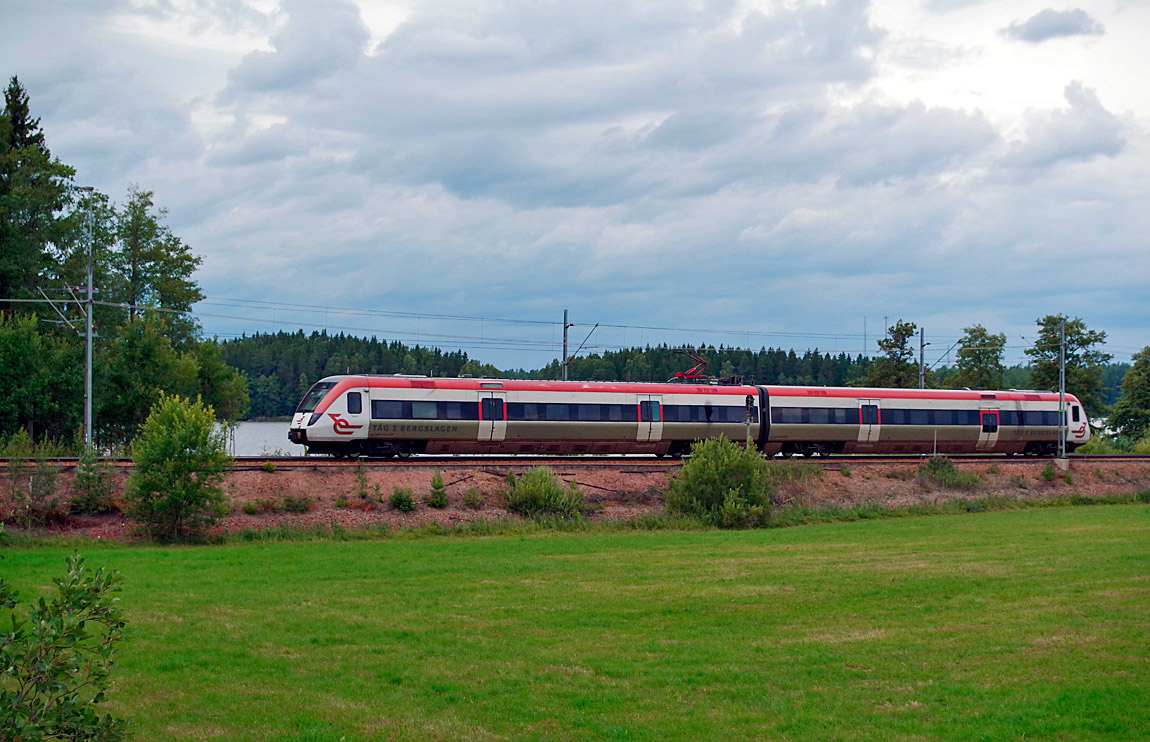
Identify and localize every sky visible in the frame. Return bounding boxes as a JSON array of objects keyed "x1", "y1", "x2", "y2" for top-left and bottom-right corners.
[{"x1": 3, "y1": 0, "x2": 1147, "y2": 373}]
